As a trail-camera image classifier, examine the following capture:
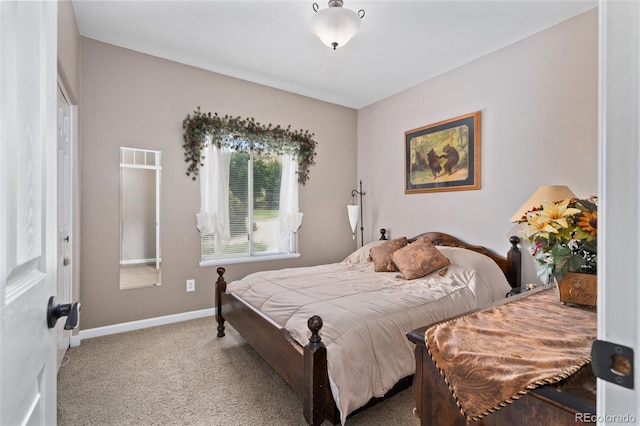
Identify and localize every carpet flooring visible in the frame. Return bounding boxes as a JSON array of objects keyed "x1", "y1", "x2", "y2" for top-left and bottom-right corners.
[{"x1": 57, "y1": 316, "x2": 420, "y2": 425}]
